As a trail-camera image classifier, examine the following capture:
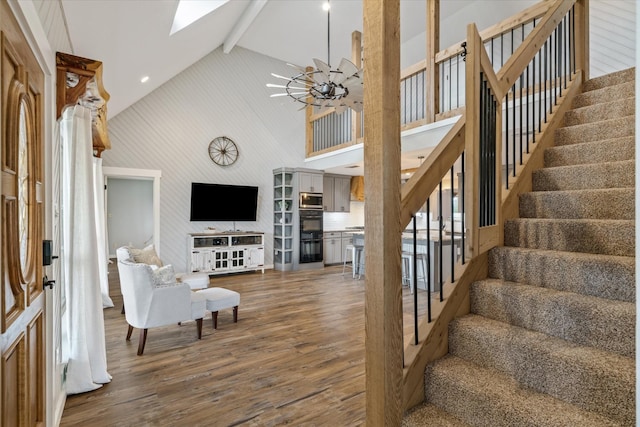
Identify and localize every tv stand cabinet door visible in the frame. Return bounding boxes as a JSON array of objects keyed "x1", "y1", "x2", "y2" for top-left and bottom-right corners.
[{"x1": 247, "y1": 247, "x2": 264, "y2": 269}]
